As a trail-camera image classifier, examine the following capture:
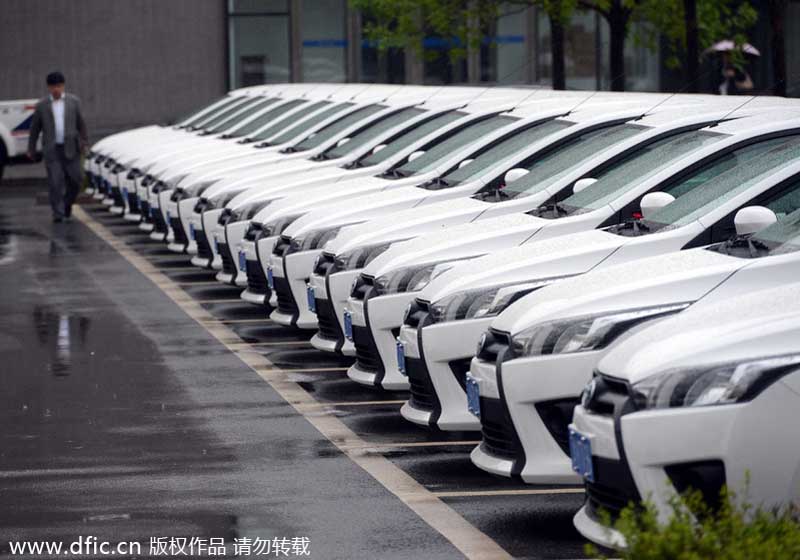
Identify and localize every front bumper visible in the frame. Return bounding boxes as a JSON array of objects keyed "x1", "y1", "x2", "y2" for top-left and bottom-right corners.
[
  {"x1": 316, "y1": 267, "x2": 359, "y2": 356},
  {"x1": 398, "y1": 316, "x2": 488, "y2": 431},
  {"x1": 267, "y1": 249, "x2": 320, "y2": 329},
  {"x1": 346, "y1": 296, "x2": 409, "y2": 391}
]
